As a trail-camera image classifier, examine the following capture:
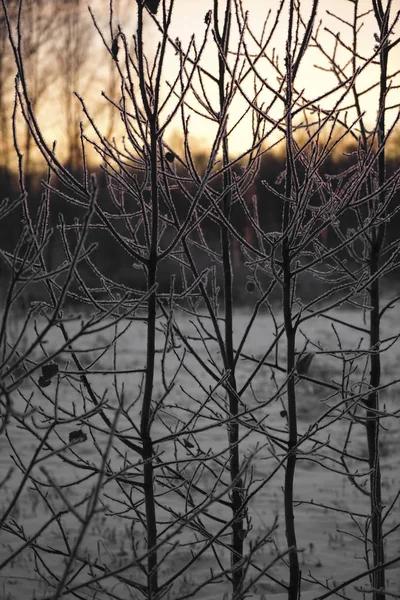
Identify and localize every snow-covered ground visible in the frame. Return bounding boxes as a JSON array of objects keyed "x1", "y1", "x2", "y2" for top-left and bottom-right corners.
[{"x1": 1, "y1": 305, "x2": 399, "y2": 599}]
